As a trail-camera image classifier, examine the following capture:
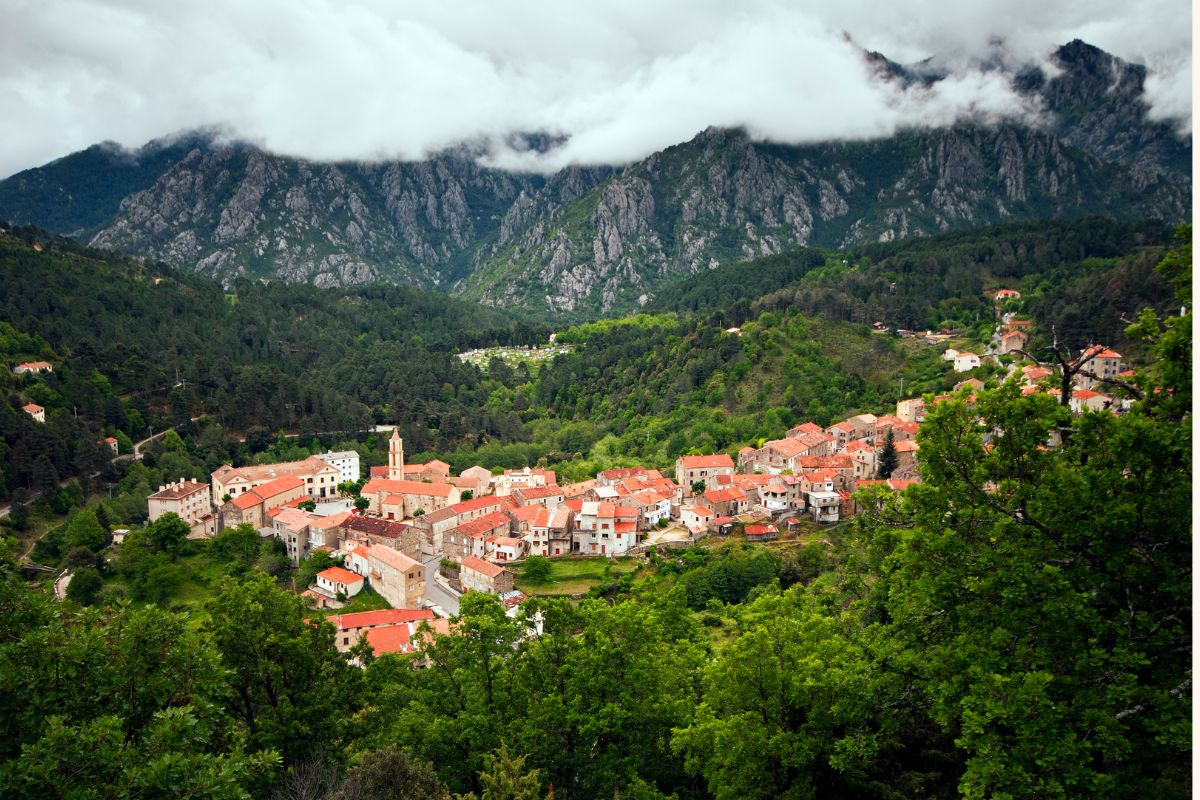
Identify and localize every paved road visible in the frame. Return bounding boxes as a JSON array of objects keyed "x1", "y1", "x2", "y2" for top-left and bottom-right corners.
[
  {"x1": 54, "y1": 571, "x2": 73, "y2": 600},
  {"x1": 423, "y1": 555, "x2": 461, "y2": 616}
]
